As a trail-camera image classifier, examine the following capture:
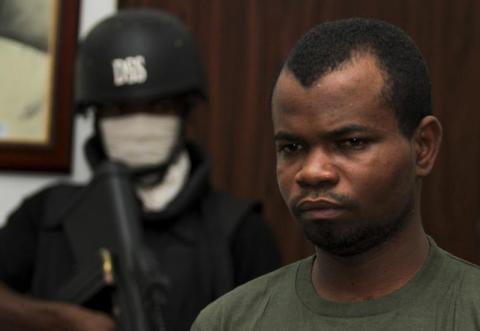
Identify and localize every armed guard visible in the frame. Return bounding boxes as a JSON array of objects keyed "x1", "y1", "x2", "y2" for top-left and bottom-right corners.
[{"x1": 0, "y1": 9, "x2": 280, "y2": 331}]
